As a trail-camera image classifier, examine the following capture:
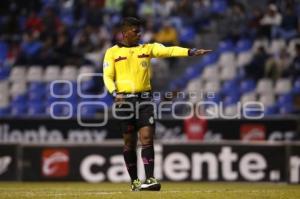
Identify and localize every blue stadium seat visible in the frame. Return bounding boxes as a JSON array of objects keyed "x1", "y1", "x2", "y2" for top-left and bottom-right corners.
[
  {"x1": 235, "y1": 39, "x2": 253, "y2": 53},
  {"x1": 28, "y1": 102, "x2": 45, "y2": 116},
  {"x1": 218, "y1": 40, "x2": 234, "y2": 53},
  {"x1": 99, "y1": 93, "x2": 114, "y2": 107},
  {"x1": 193, "y1": 61, "x2": 206, "y2": 71},
  {"x1": 47, "y1": 81, "x2": 77, "y2": 97},
  {"x1": 45, "y1": 81, "x2": 77, "y2": 104},
  {"x1": 0, "y1": 66, "x2": 10, "y2": 80},
  {"x1": 29, "y1": 91, "x2": 45, "y2": 101},
  {"x1": 61, "y1": 81, "x2": 77, "y2": 95},
  {"x1": 206, "y1": 93, "x2": 221, "y2": 103},
  {"x1": 0, "y1": 41, "x2": 8, "y2": 62},
  {"x1": 45, "y1": 101, "x2": 63, "y2": 117},
  {"x1": 45, "y1": 95, "x2": 58, "y2": 109},
  {"x1": 47, "y1": 82, "x2": 64, "y2": 96},
  {"x1": 11, "y1": 103, "x2": 27, "y2": 116},
  {"x1": 292, "y1": 78, "x2": 300, "y2": 94},
  {"x1": 28, "y1": 82, "x2": 46, "y2": 101},
  {"x1": 18, "y1": 15, "x2": 27, "y2": 31},
  {"x1": 201, "y1": 52, "x2": 219, "y2": 66},
  {"x1": 79, "y1": 96, "x2": 111, "y2": 111},
  {"x1": 168, "y1": 78, "x2": 187, "y2": 91},
  {"x1": 11, "y1": 94, "x2": 28, "y2": 116},
  {"x1": 78, "y1": 104, "x2": 97, "y2": 118},
  {"x1": 220, "y1": 79, "x2": 239, "y2": 95},
  {"x1": 50, "y1": 102, "x2": 74, "y2": 117},
  {"x1": 62, "y1": 101, "x2": 77, "y2": 117},
  {"x1": 11, "y1": 94, "x2": 27, "y2": 104},
  {"x1": 80, "y1": 79, "x2": 96, "y2": 93},
  {"x1": 179, "y1": 26, "x2": 196, "y2": 45},
  {"x1": 60, "y1": 11, "x2": 74, "y2": 26},
  {"x1": 277, "y1": 93, "x2": 293, "y2": 106},
  {"x1": 235, "y1": 68, "x2": 246, "y2": 81},
  {"x1": 211, "y1": 0, "x2": 228, "y2": 15},
  {"x1": 21, "y1": 40, "x2": 42, "y2": 57},
  {"x1": 240, "y1": 79, "x2": 256, "y2": 94},
  {"x1": 29, "y1": 82, "x2": 45, "y2": 93},
  {"x1": 264, "y1": 105, "x2": 279, "y2": 115},
  {"x1": 175, "y1": 50, "x2": 219, "y2": 93},
  {"x1": 279, "y1": 104, "x2": 294, "y2": 114},
  {"x1": 0, "y1": 106, "x2": 10, "y2": 117},
  {"x1": 223, "y1": 93, "x2": 240, "y2": 107},
  {"x1": 183, "y1": 66, "x2": 202, "y2": 81},
  {"x1": 64, "y1": 94, "x2": 78, "y2": 103}
]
